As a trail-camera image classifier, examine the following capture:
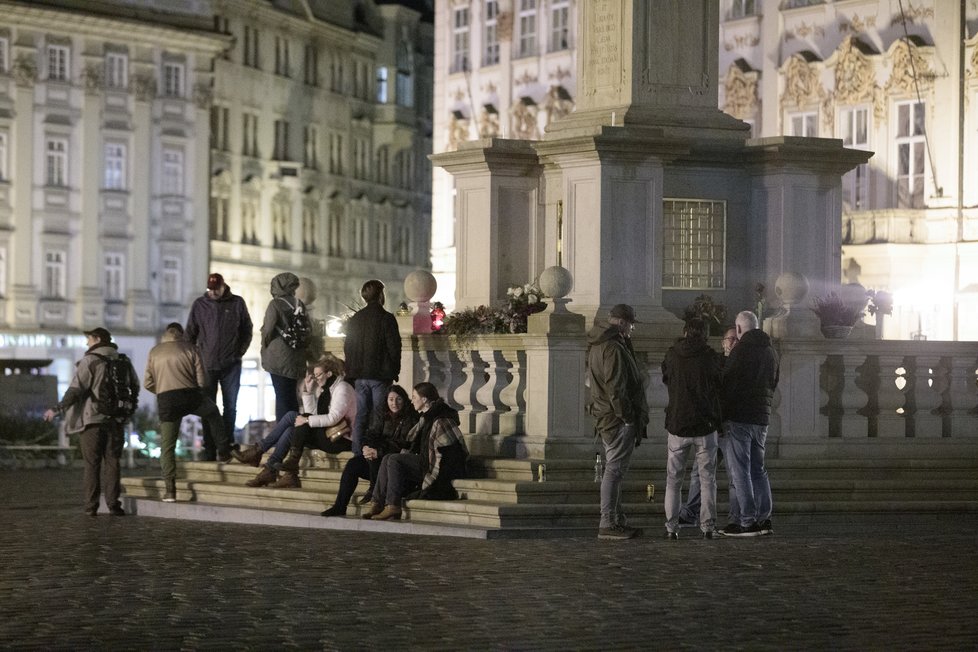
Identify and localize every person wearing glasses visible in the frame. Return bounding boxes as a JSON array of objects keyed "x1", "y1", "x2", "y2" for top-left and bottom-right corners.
[
  {"x1": 232, "y1": 355, "x2": 351, "y2": 488},
  {"x1": 586, "y1": 304, "x2": 649, "y2": 540}
]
